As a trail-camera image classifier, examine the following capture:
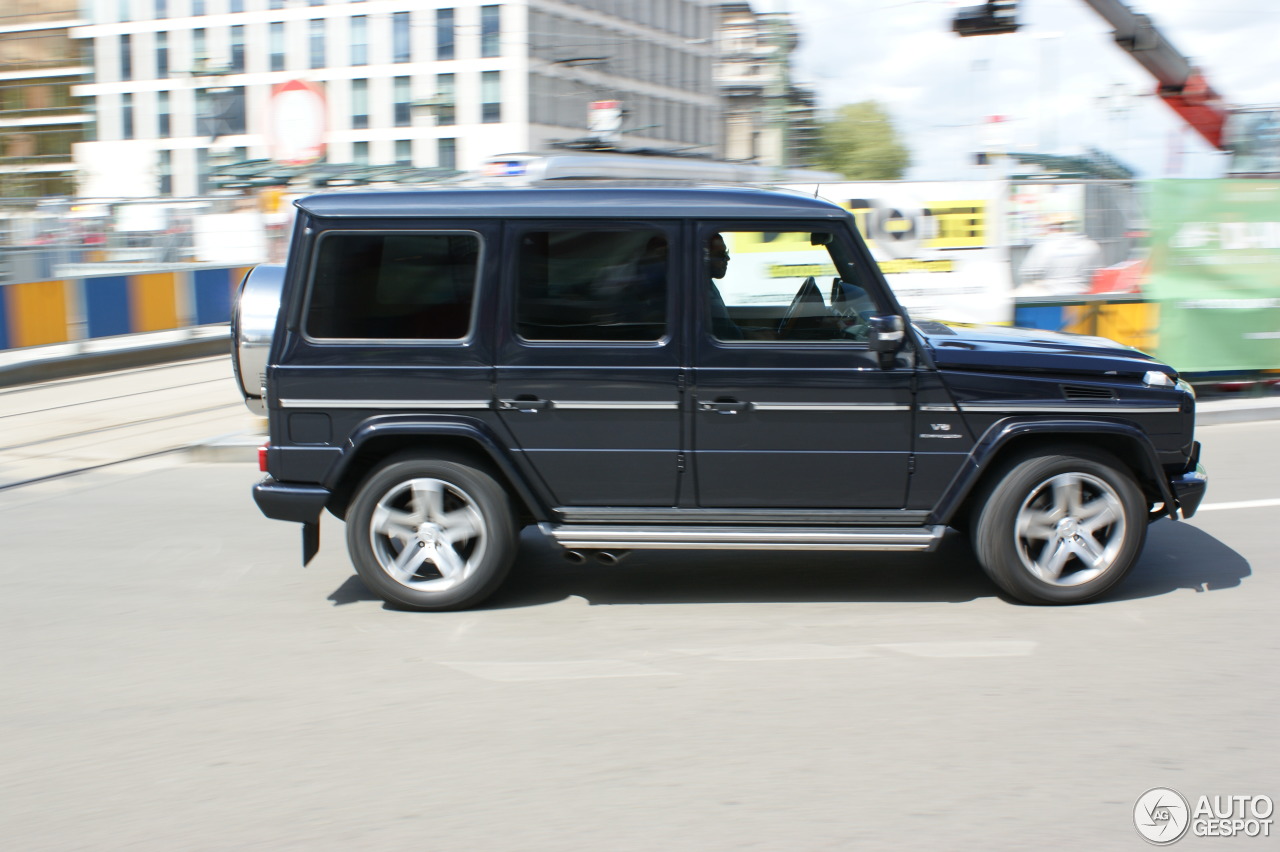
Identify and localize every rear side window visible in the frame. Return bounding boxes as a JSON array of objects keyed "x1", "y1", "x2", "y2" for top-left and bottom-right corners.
[
  {"x1": 305, "y1": 231, "x2": 480, "y2": 340},
  {"x1": 516, "y1": 228, "x2": 668, "y2": 341}
]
